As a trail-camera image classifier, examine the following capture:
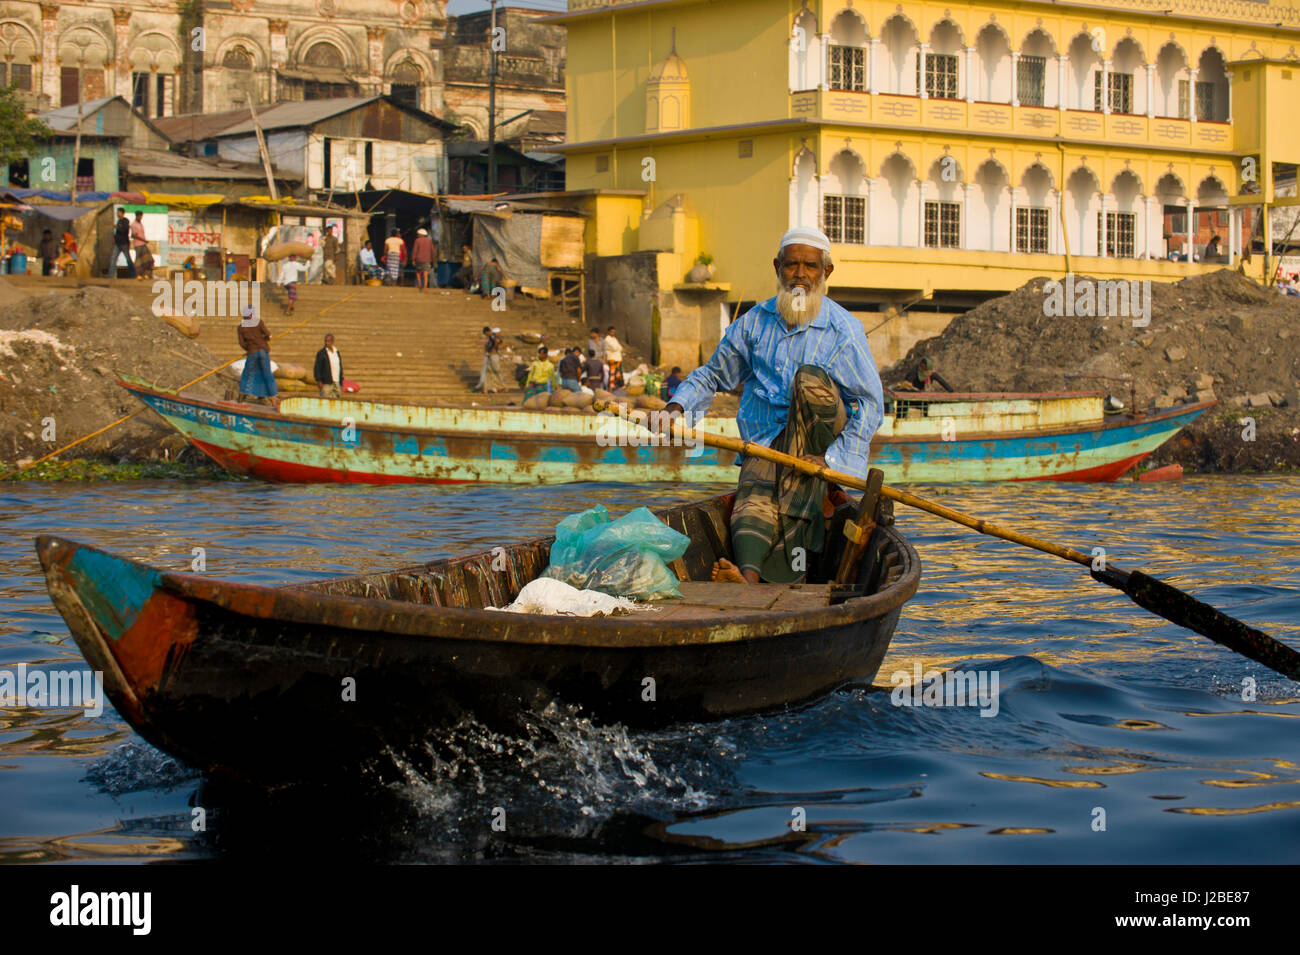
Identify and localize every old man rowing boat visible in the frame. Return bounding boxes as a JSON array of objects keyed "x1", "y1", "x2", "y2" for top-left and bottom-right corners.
[{"x1": 659, "y1": 225, "x2": 884, "y2": 585}]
